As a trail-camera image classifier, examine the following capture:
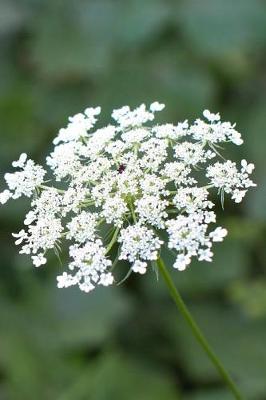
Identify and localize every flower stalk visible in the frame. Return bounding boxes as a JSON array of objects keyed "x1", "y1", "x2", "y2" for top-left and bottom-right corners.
[{"x1": 157, "y1": 257, "x2": 243, "y2": 400}]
